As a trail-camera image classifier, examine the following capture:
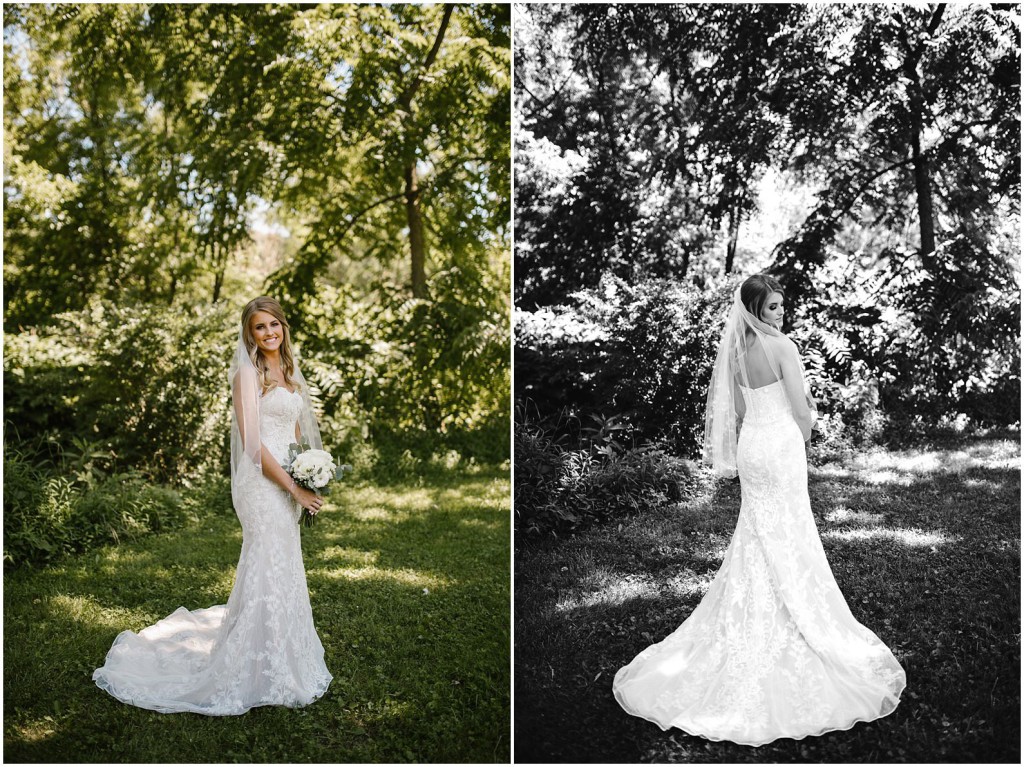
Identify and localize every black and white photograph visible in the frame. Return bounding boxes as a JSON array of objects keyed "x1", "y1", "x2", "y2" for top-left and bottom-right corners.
[{"x1": 513, "y1": 3, "x2": 1020, "y2": 763}]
